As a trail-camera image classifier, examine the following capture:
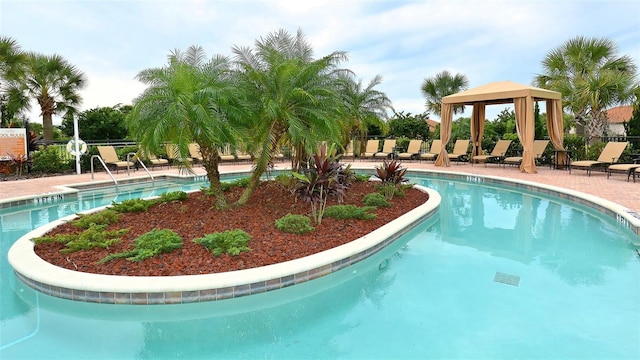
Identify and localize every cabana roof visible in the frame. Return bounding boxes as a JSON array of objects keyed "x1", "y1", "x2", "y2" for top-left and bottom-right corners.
[{"x1": 442, "y1": 80, "x2": 561, "y2": 106}]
